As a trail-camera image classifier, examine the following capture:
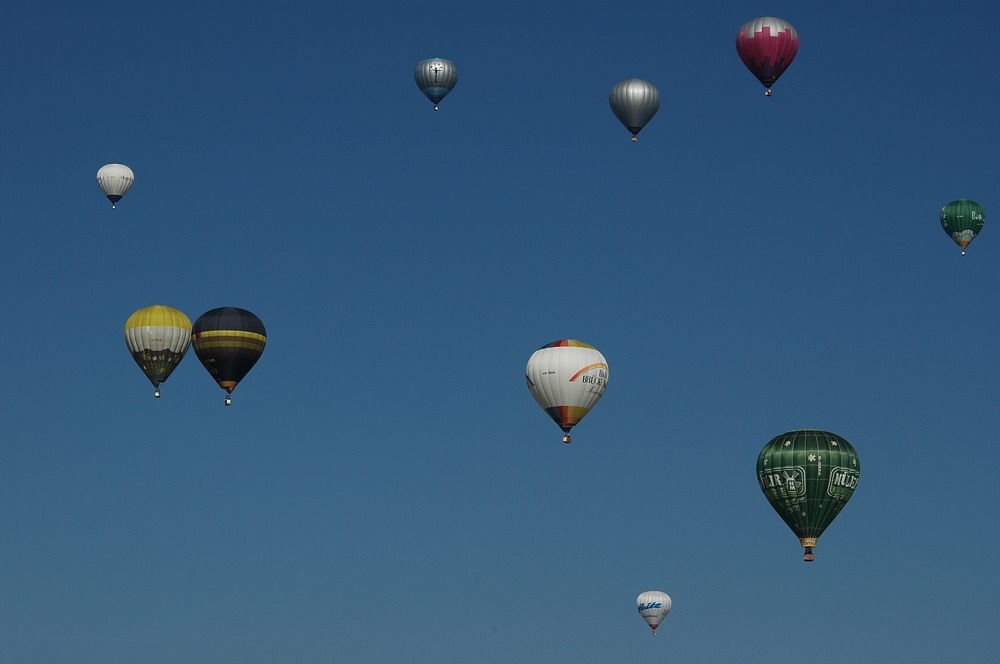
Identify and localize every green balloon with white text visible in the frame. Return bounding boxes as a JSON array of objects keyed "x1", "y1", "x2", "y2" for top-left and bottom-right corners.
[
  {"x1": 940, "y1": 199, "x2": 985, "y2": 255},
  {"x1": 756, "y1": 429, "x2": 860, "y2": 561}
]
